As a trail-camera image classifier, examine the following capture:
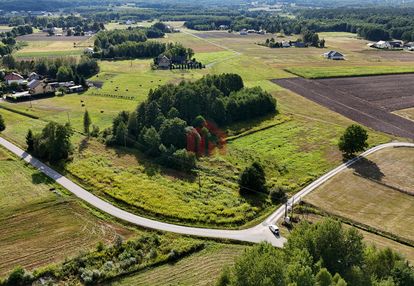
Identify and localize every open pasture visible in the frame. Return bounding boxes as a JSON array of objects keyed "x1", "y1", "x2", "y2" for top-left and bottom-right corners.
[{"x1": 305, "y1": 146, "x2": 414, "y2": 242}]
